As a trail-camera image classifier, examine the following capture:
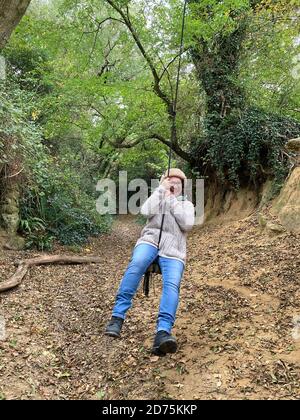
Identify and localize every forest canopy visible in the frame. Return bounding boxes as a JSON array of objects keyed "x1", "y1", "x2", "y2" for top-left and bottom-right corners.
[{"x1": 0, "y1": 0, "x2": 299, "y2": 249}]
